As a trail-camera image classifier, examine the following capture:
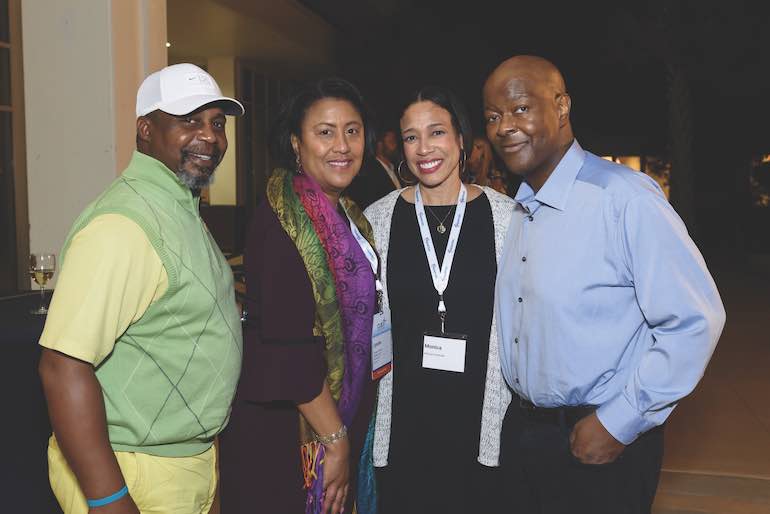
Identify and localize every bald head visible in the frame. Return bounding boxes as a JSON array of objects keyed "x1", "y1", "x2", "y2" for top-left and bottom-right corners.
[
  {"x1": 485, "y1": 55, "x2": 567, "y2": 100},
  {"x1": 483, "y1": 55, "x2": 574, "y2": 191}
]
